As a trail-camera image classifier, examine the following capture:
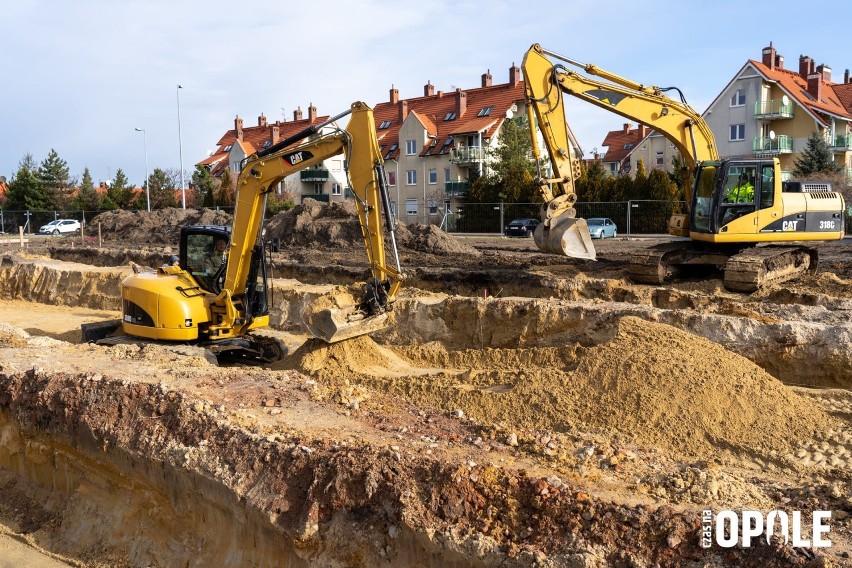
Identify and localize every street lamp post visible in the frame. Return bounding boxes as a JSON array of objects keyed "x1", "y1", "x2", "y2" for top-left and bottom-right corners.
[
  {"x1": 177, "y1": 84, "x2": 186, "y2": 209},
  {"x1": 134, "y1": 127, "x2": 150, "y2": 212}
]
